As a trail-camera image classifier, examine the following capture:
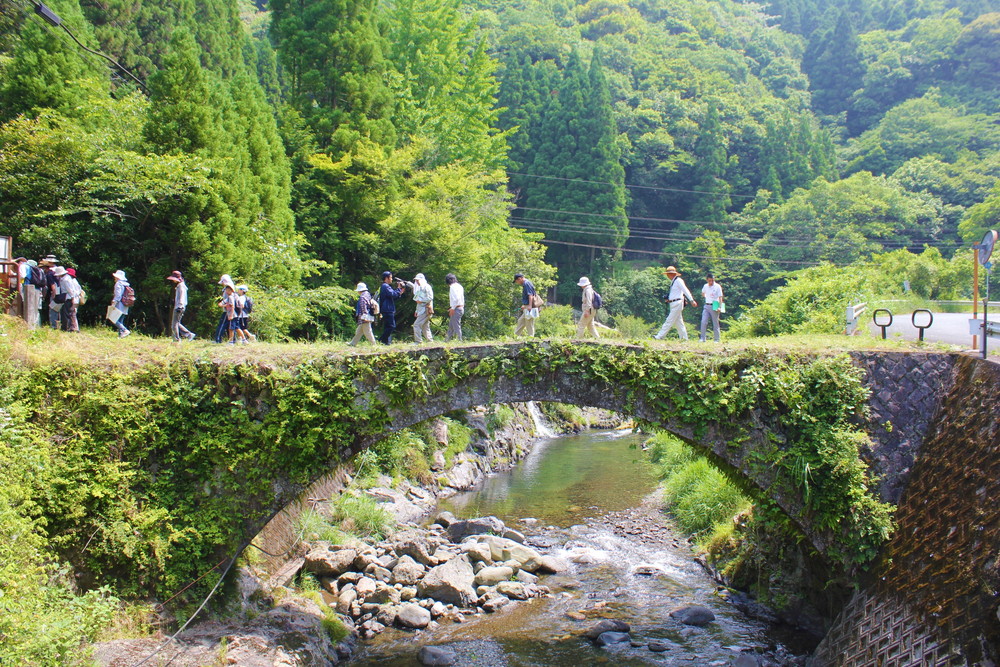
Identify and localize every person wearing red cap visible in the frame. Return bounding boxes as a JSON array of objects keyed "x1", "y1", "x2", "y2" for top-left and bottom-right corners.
[{"x1": 167, "y1": 271, "x2": 195, "y2": 342}]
